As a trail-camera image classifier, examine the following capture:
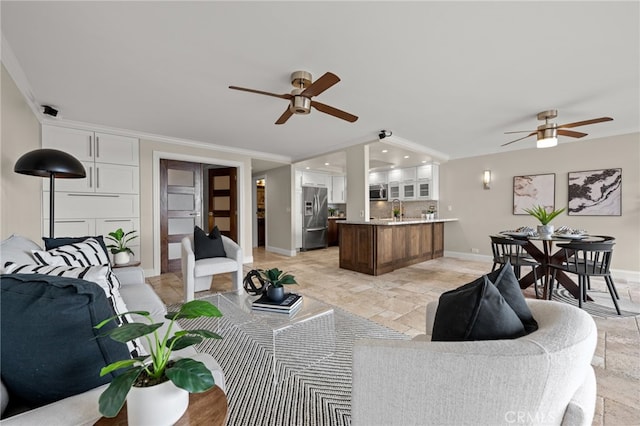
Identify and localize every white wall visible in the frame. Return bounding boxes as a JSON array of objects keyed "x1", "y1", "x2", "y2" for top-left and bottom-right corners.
[
  {"x1": 0, "y1": 65, "x2": 41, "y2": 241},
  {"x1": 263, "y1": 165, "x2": 295, "y2": 256},
  {"x1": 439, "y1": 133, "x2": 640, "y2": 273}
]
